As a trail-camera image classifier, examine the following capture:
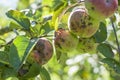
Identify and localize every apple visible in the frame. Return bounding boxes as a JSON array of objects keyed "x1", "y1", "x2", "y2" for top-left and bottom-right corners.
[
  {"x1": 28, "y1": 38, "x2": 53, "y2": 65},
  {"x1": 54, "y1": 28, "x2": 78, "y2": 53},
  {"x1": 85, "y1": 0, "x2": 118, "y2": 20},
  {"x1": 68, "y1": 8, "x2": 100, "y2": 38},
  {"x1": 76, "y1": 38, "x2": 98, "y2": 54}
]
